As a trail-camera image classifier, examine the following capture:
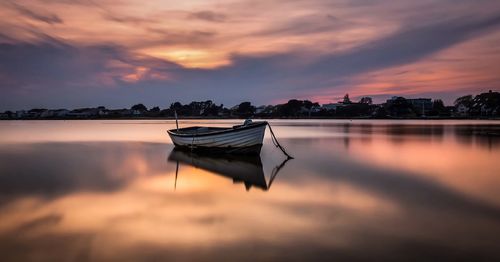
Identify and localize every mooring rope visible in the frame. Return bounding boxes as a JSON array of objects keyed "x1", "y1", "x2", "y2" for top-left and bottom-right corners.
[
  {"x1": 267, "y1": 122, "x2": 294, "y2": 159},
  {"x1": 268, "y1": 157, "x2": 292, "y2": 189}
]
